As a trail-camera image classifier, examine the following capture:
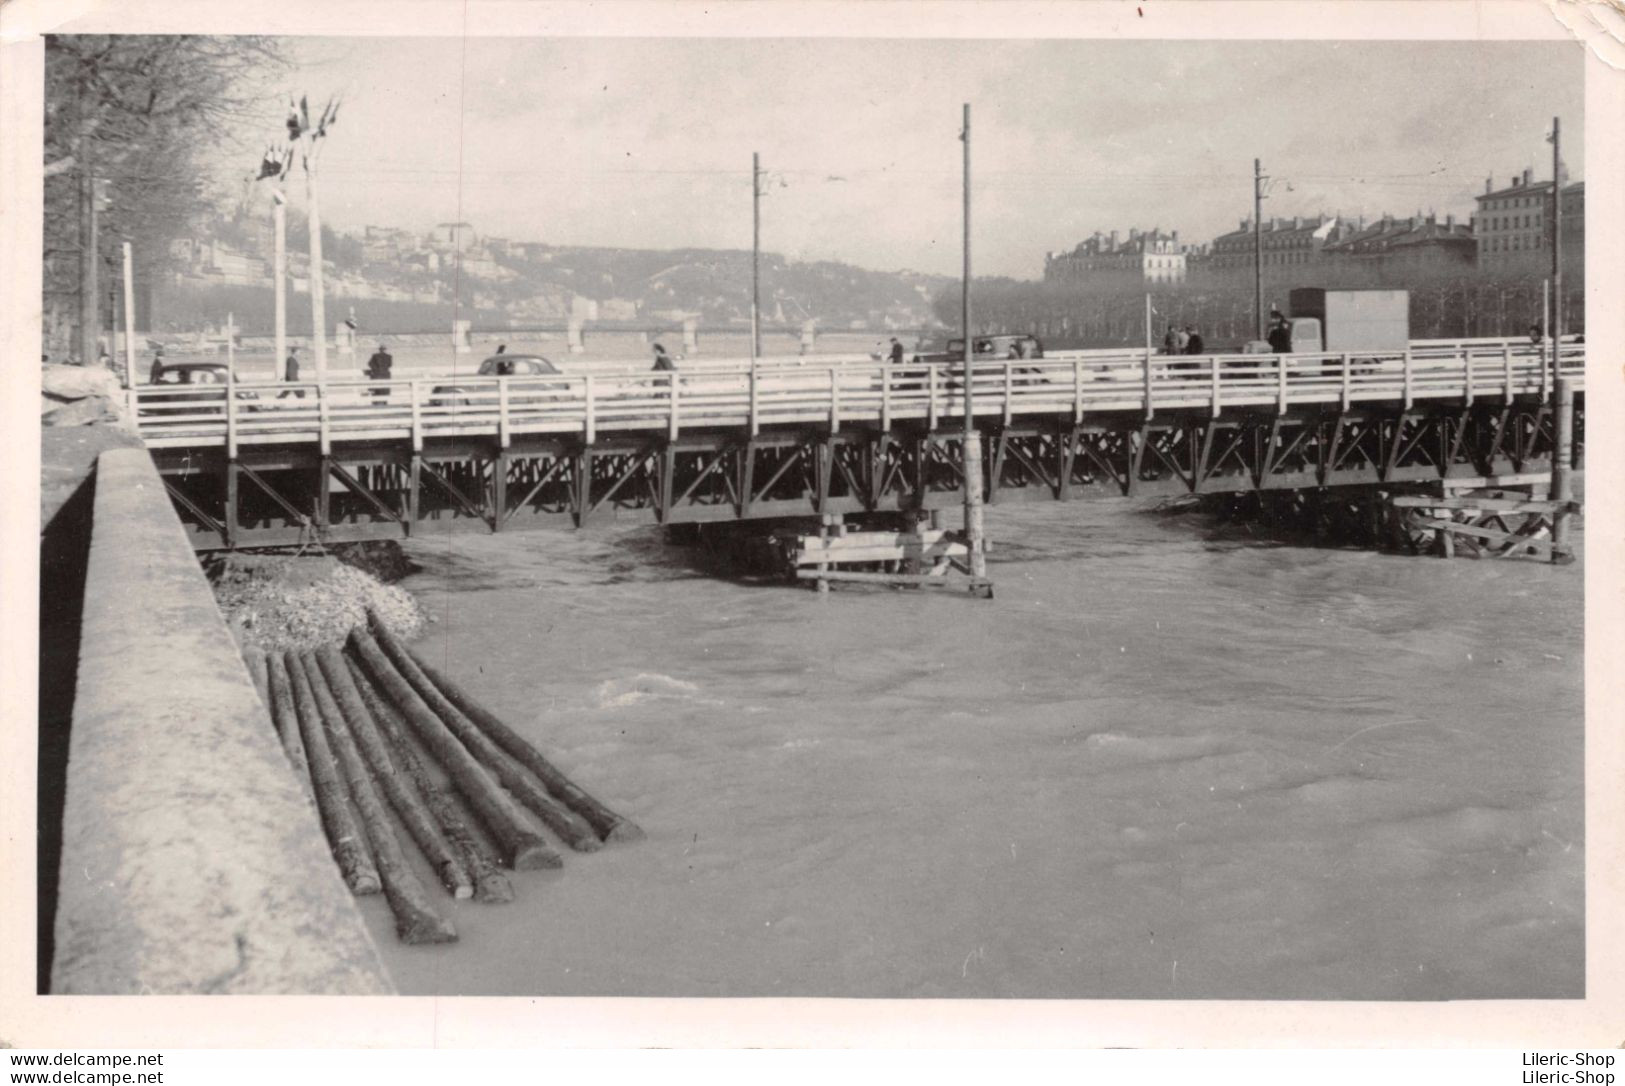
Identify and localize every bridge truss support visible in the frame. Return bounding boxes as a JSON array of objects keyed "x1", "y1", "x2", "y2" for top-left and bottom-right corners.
[{"x1": 151, "y1": 397, "x2": 1581, "y2": 551}]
